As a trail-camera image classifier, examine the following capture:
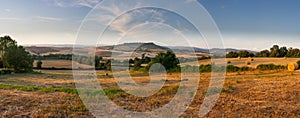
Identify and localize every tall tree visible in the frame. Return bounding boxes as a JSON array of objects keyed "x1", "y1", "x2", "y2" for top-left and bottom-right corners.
[
  {"x1": 5, "y1": 45, "x2": 33, "y2": 72},
  {"x1": 270, "y1": 45, "x2": 280, "y2": 57},
  {"x1": 279, "y1": 46, "x2": 288, "y2": 57},
  {"x1": 0, "y1": 36, "x2": 17, "y2": 68},
  {"x1": 147, "y1": 50, "x2": 179, "y2": 71},
  {"x1": 256, "y1": 50, "x2": 270, "y2": 57}
]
